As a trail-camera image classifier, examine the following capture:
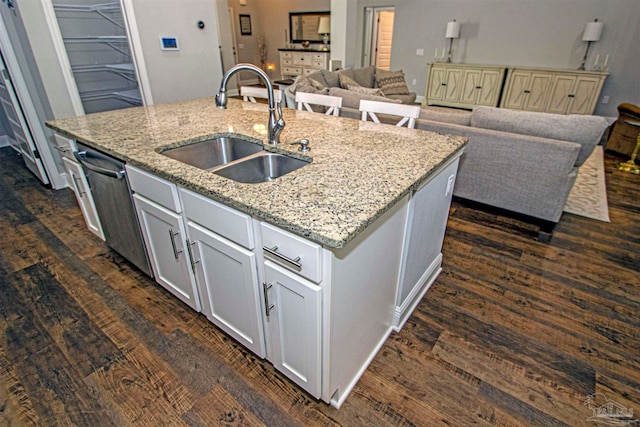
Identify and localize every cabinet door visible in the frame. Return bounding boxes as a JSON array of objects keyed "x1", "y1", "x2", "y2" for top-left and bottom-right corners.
[
  {"x1": 523, "y1": 72, "x2": 553, "y2": 112},
  {"x1": 188, "y1": 222, "x2": 265, "y2": 357},
  {"x1": 61, "y1": 157, "x2": 105, "y2": 240},
  {"x1": 477, "y1": 70, "x2": 503, "y2": 106},
  {"x1": 546, "y1": 74, "x2": 577, "y2": 114},
  {"x1": 426, "y1": 65, "x2": 446, "y2": 102},
  {"x1": 567, "y1": 76, "x2": 602, "y2": 115},
  {"x1": 460, "y1": 69, "x2": 482, "y2": 105},
  {"x1": 442, "y1": 68, "x2": 463, "y2": 102},
  {"x1": 133, "y1": 194, "x2": 201, "y2": 311},
  {"x1": 501, "y1": 70, "x2": 532, "y2": 109},
  {"x1": 264, "y1": 261, "x2": 321, "y2": 398}
]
